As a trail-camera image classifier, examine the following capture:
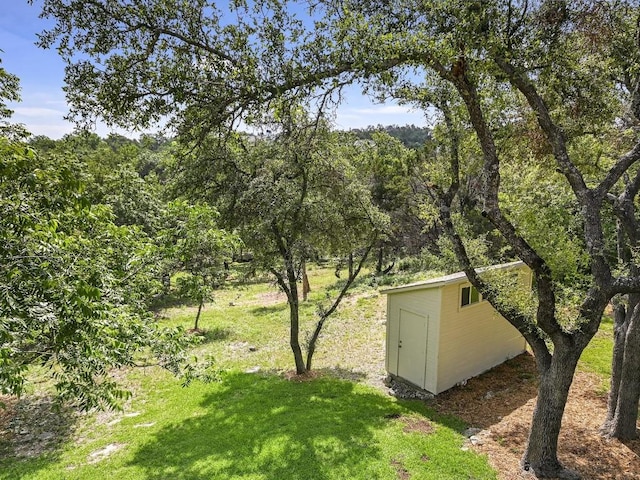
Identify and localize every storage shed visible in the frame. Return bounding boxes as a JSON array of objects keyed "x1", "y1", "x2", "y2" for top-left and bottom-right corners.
[{"x1": 381, "y1": 261, "x2": 531, "y2": 394}]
